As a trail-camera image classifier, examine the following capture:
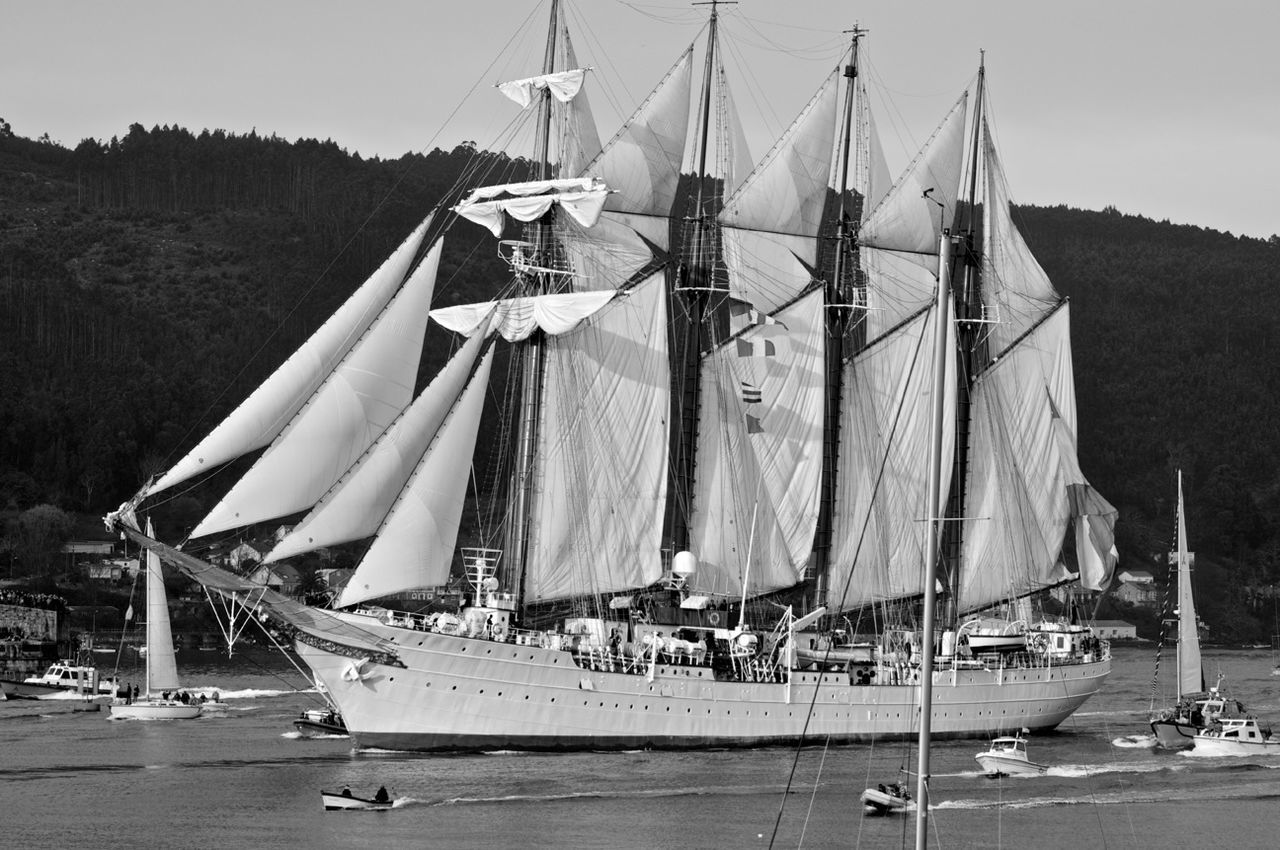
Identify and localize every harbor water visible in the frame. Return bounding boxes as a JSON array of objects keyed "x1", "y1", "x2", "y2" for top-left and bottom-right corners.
[{"x1": 3, "y1": 644, "x2": 1279, "y2": 849}]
